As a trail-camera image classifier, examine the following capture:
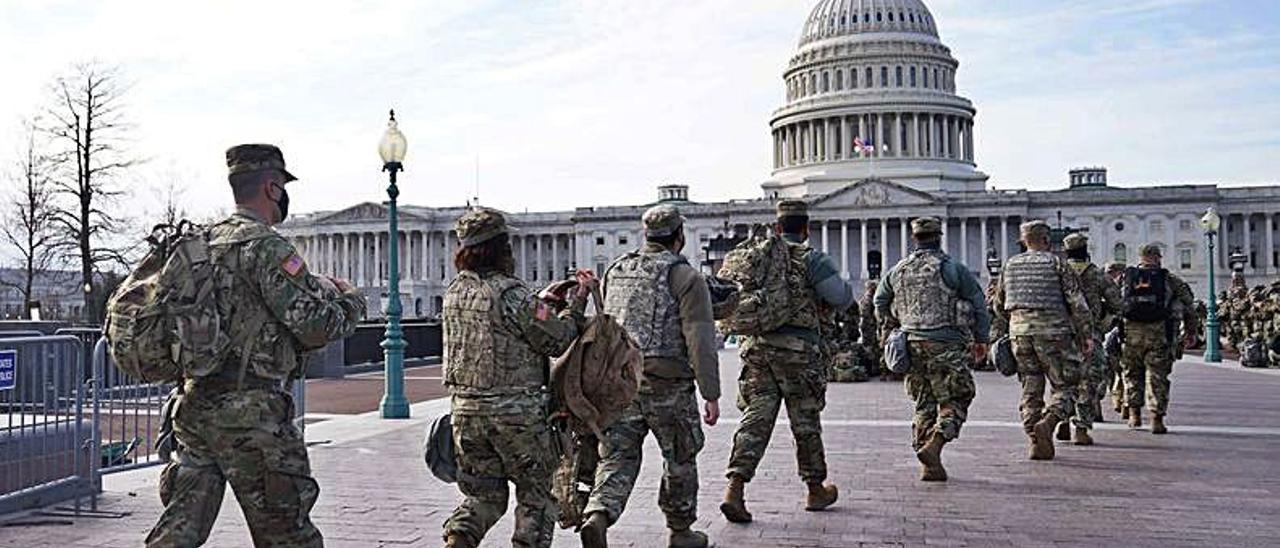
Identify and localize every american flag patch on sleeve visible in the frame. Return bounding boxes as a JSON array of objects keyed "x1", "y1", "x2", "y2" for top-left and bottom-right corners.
[
  {"x1": 282, "y1": 254, "x2": 306, "y2": 277},
  {"x1": 534, "y1": 301, "x2": 550, "y2": 322}
]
